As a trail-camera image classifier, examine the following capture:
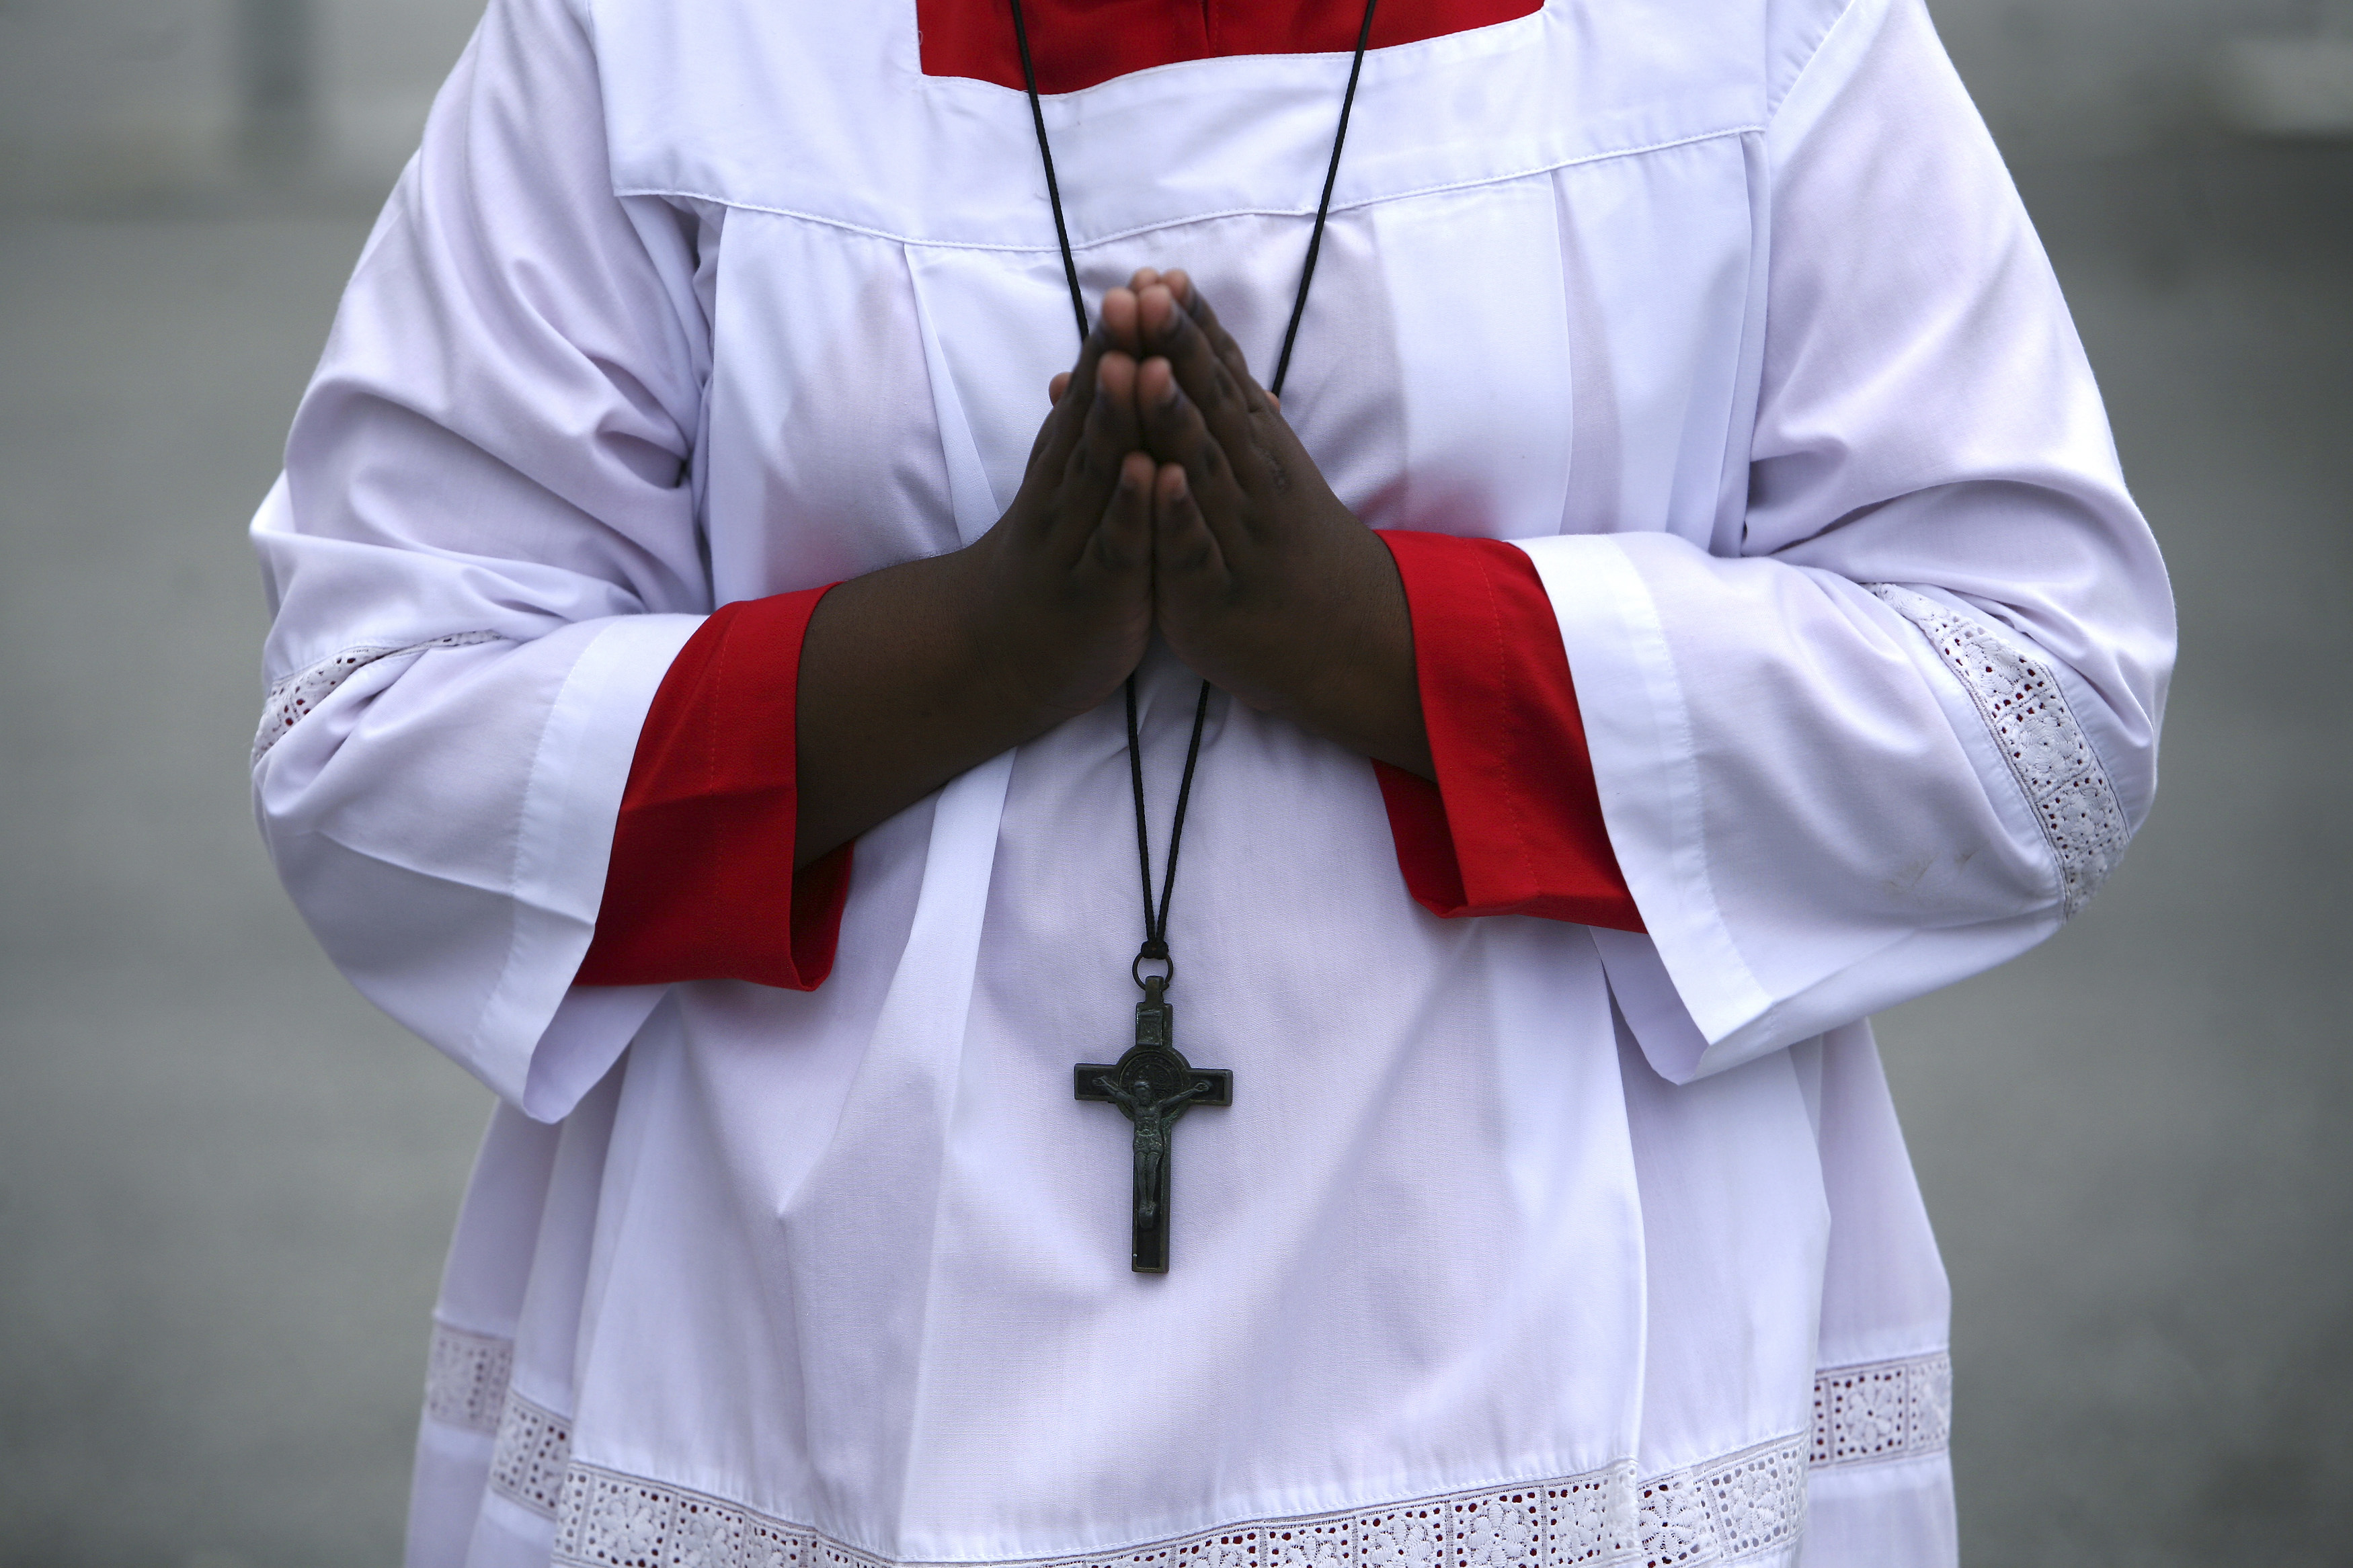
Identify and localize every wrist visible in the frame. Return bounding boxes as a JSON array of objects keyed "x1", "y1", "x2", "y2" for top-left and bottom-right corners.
[
  {"x1": 1283, "y1": 538, "x2": 1430, "y2": 774},
  {"x1": 945, "y1": 534, "x2": 1107, "y2": 737}
]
